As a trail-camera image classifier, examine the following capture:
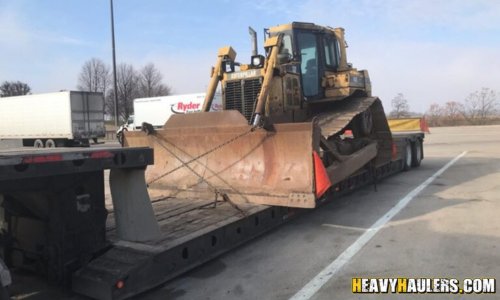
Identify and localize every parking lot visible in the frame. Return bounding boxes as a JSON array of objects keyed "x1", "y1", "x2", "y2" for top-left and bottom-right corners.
[{"x1": 11, "y1": 125, "x2": 500, "y2": 299}]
